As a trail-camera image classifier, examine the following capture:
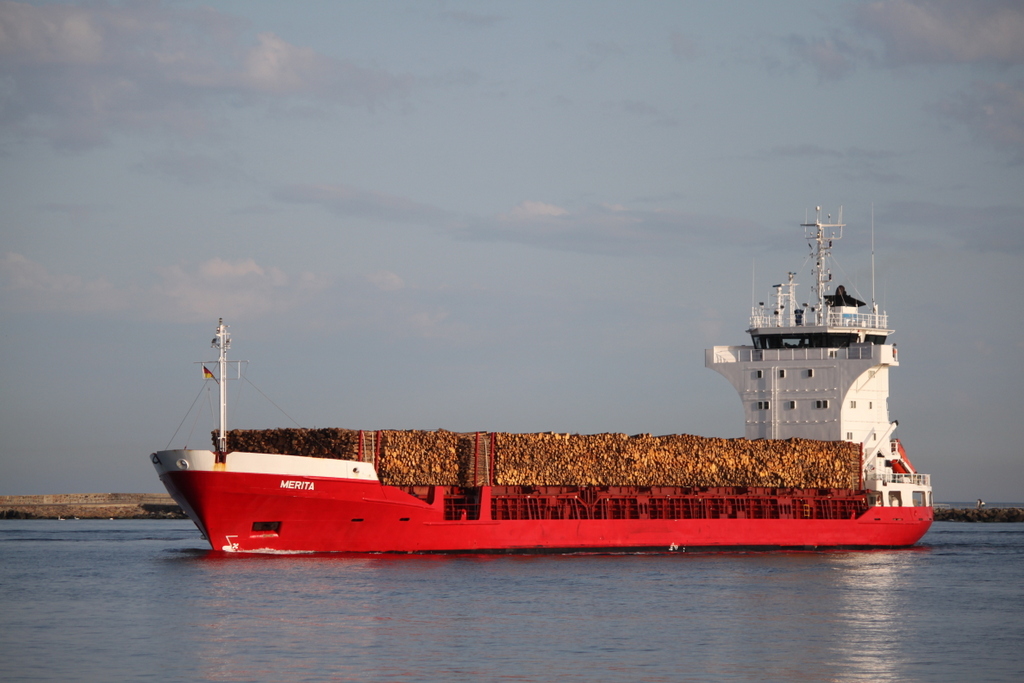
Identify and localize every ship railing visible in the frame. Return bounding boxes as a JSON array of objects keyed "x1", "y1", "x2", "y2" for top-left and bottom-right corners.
[
  {"x1": 867, "y1": 472, "x2": 931, "y2": 487},
  {"x1": 709, "y1": 345, "x2": 894, "y2": 364},
  {"x1": 748, "y1": 312, "x2": 889, "y2": 329}
]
